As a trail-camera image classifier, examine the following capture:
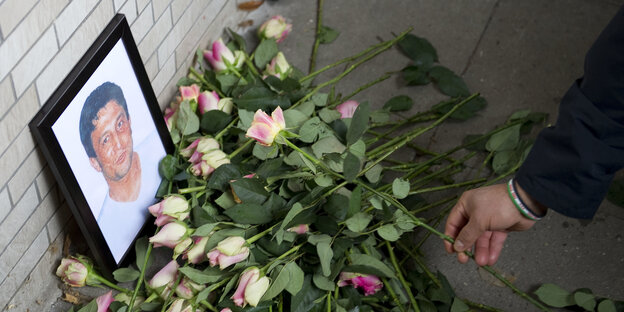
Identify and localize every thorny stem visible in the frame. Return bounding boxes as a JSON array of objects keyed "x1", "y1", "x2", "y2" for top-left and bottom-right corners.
[
  {"x1": 292, "y1": 29, "x2": 412, "y2": 110},
  {"x1": 229, "y1": 139, "x2": 253, "y2": 159},
  {"x1": 246, "y1": 223, "x2": 279, "y2": 245},
  {"x1": 189, "y1": 67, "x2": 225, "y2": 97},
  {"x1": 408, "y1": 178, "x2": 487, "y2": 195},
  {"x1": 386, "y1": 242, "x2": 420, "y2": 312},
  {"x1": 329, "y1": 72, "x2": 393, "y2": 108},
  {"x1": 300, "y1": 29, "x2": 410, "y2": 83},
  {"x1": 215, "y1": 117, "x2": 240, "y2": 141},
  {"x1": 178, "y1": 186, "x2": 205, "y2": 194},
  {"x1": 462, "y1": 298, "x2": 504, "y2": 312},
  {"x1": 261, "y1": 244, "x2": 304, "y2": 272},
  {"x1": 160, "y1": 273, "x2": 183, "y2": 312},
  {"x1": 309, "y1": 0, "x2": 324, "y2": 74},
  {"x1": 397, "y1": 241, "x2": 442, "y2": 288},
  {"x1": 129, "y1": 238, "x2": 154, "y2": 311}
]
